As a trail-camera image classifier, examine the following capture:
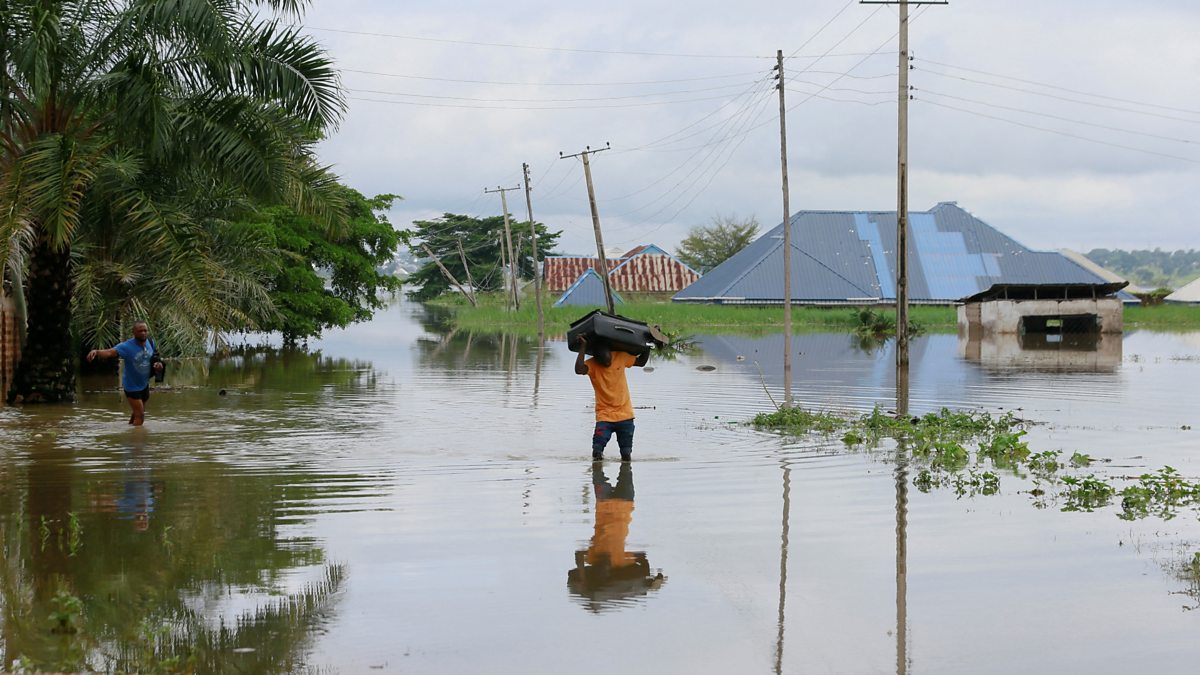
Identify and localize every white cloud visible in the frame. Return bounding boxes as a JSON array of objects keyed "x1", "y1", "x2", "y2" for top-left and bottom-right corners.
[{"x1": 303, "y1": 0, "x2": 1200, "y2": 253}]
